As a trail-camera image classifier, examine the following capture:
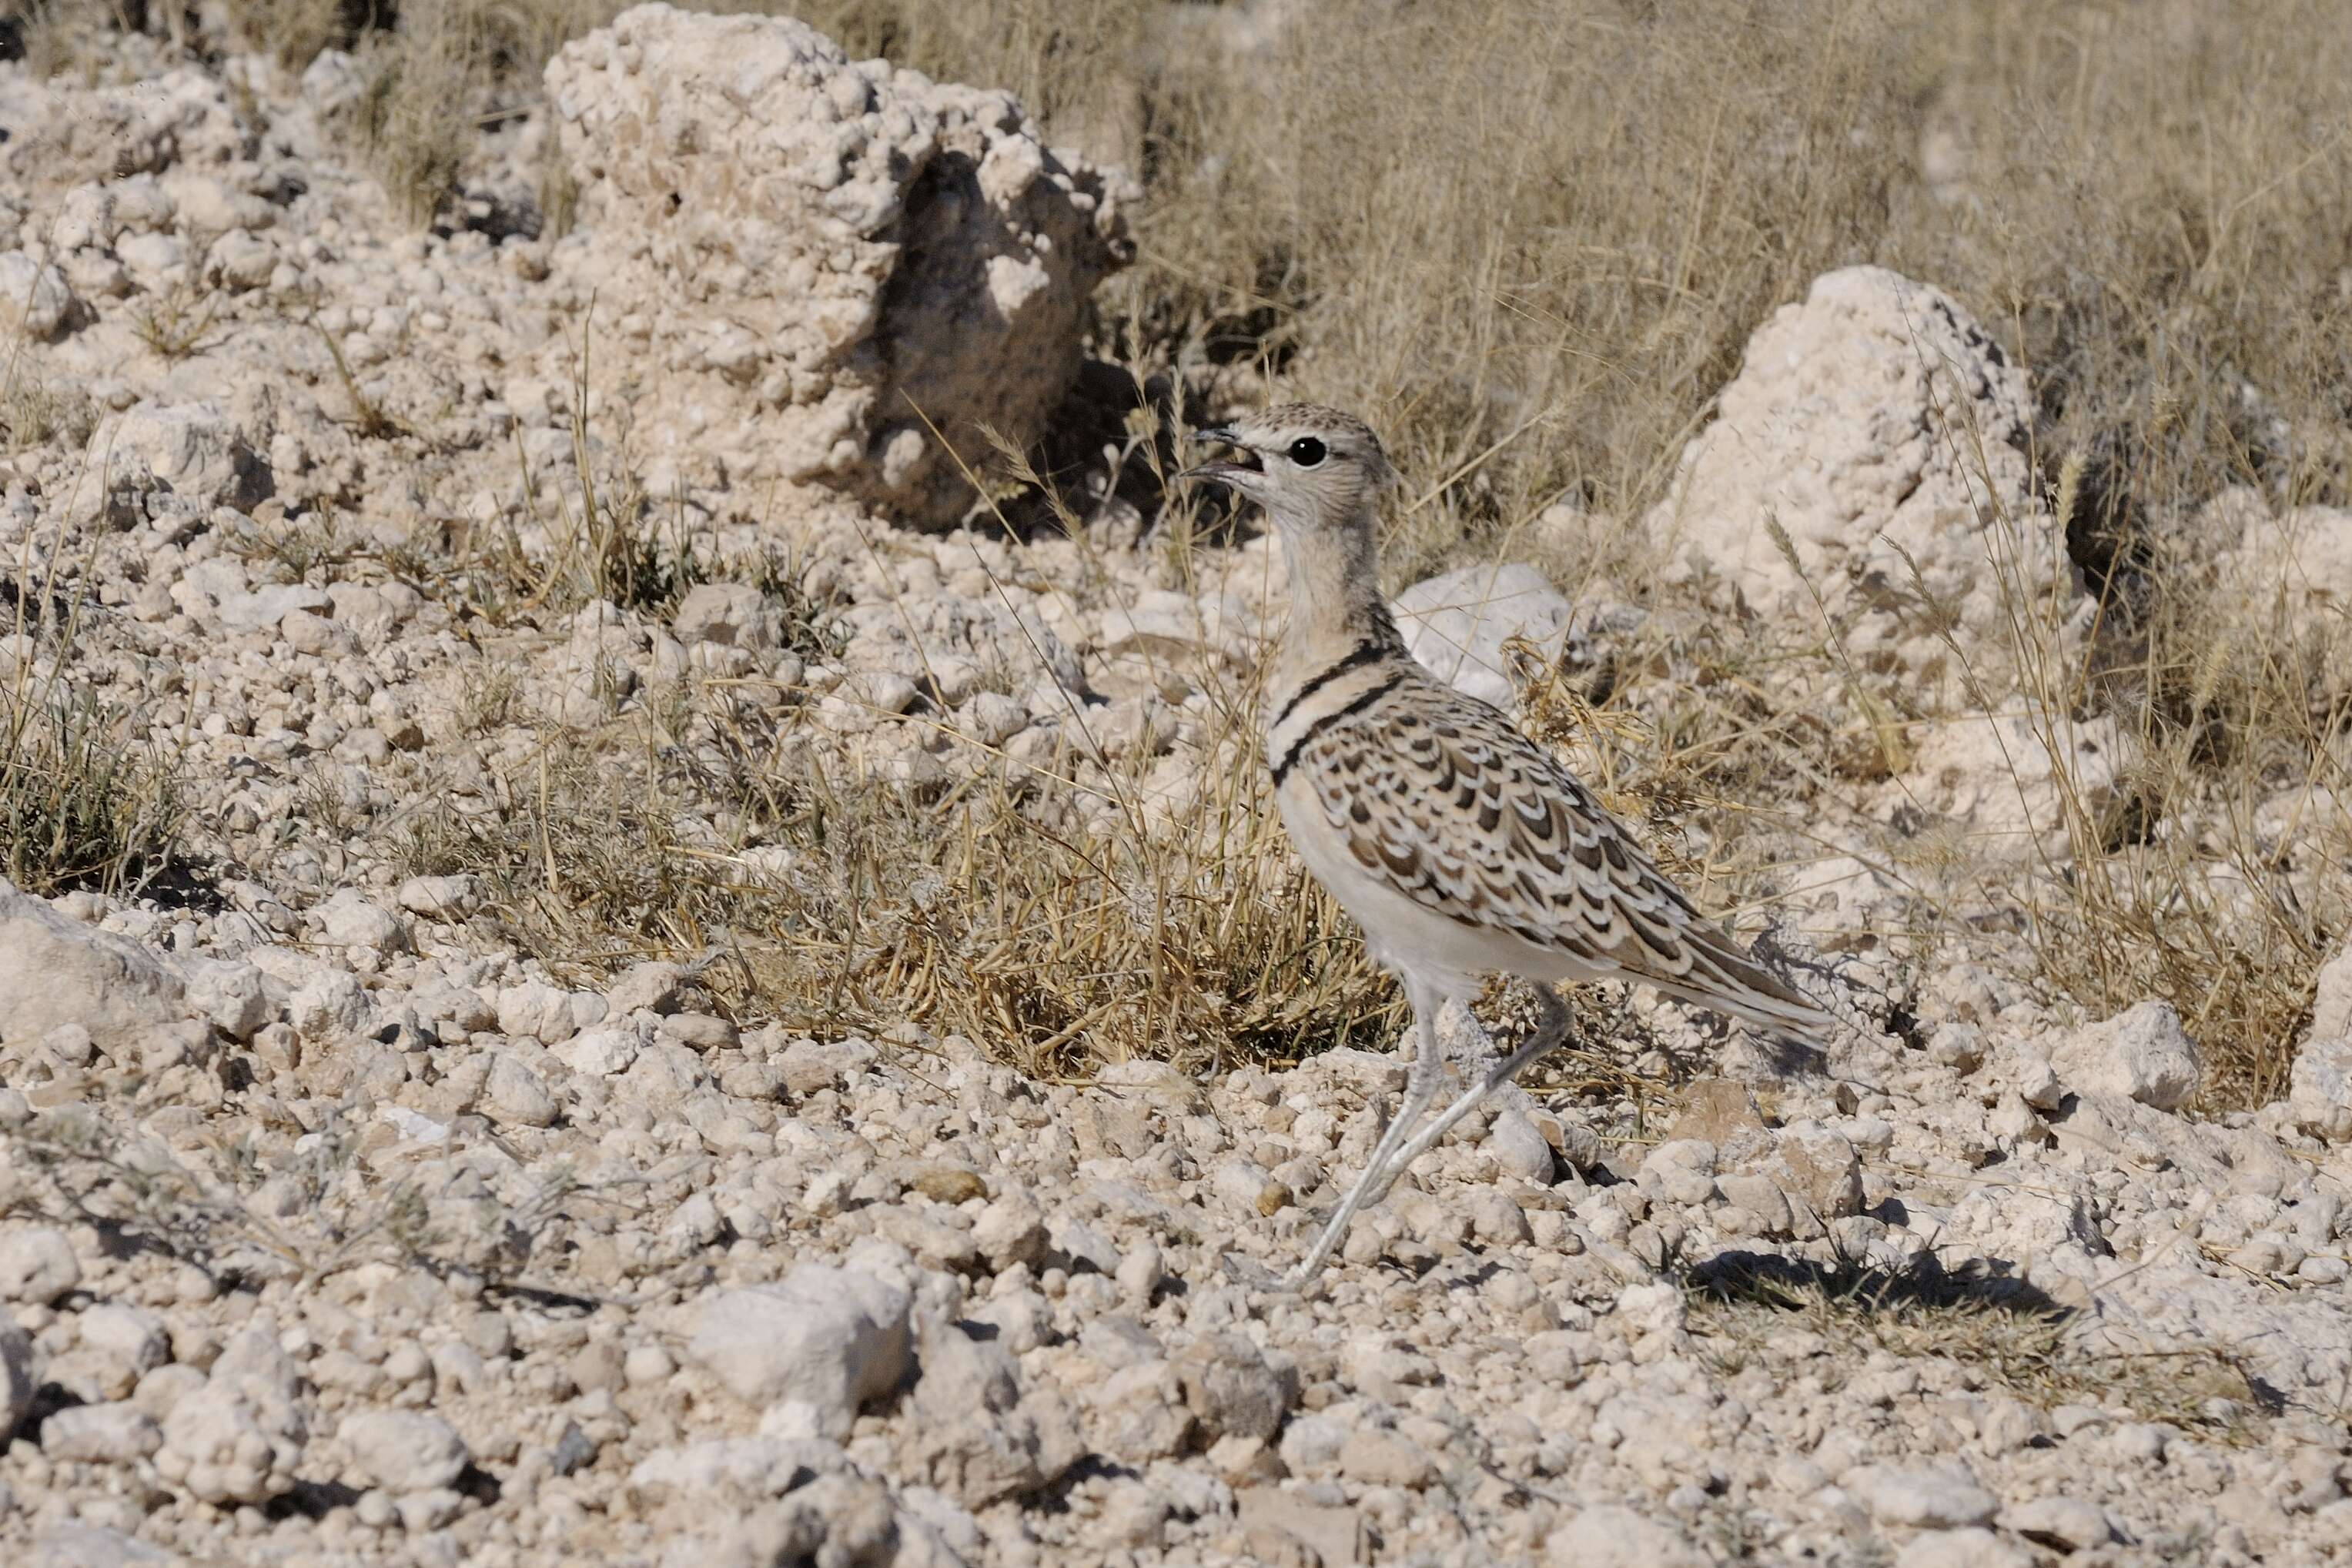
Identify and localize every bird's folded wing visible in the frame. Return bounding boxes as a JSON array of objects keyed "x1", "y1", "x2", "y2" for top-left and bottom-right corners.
[{"x1": 1296, "y1": 678, "x2": 1835, "y2": 1040}]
